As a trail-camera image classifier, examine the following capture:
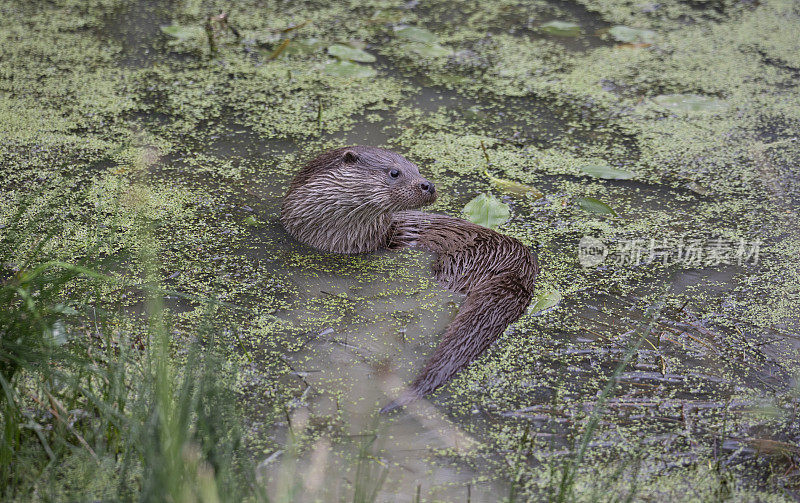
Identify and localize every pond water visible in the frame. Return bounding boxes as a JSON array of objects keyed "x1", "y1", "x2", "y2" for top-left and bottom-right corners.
[
  {"x1": 123, "y1": 0, "x2": 799, "y2": 499},
  {"x1": 3, "y1": 0, "x2": 799, "y2": 499}
]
